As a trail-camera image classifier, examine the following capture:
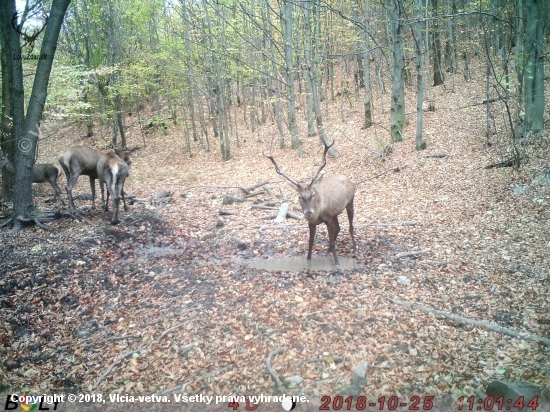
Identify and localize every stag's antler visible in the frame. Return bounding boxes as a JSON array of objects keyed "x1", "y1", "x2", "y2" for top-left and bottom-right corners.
[
  {"x1": 309, "y1": 140, "x2": 334, "y2": 186},
  {"x1": 263, "y1": 151, "x2": 300, "y2": 189},
  {"x1": 11, "y1": 11, "x2": 48, "y2": 52}
]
